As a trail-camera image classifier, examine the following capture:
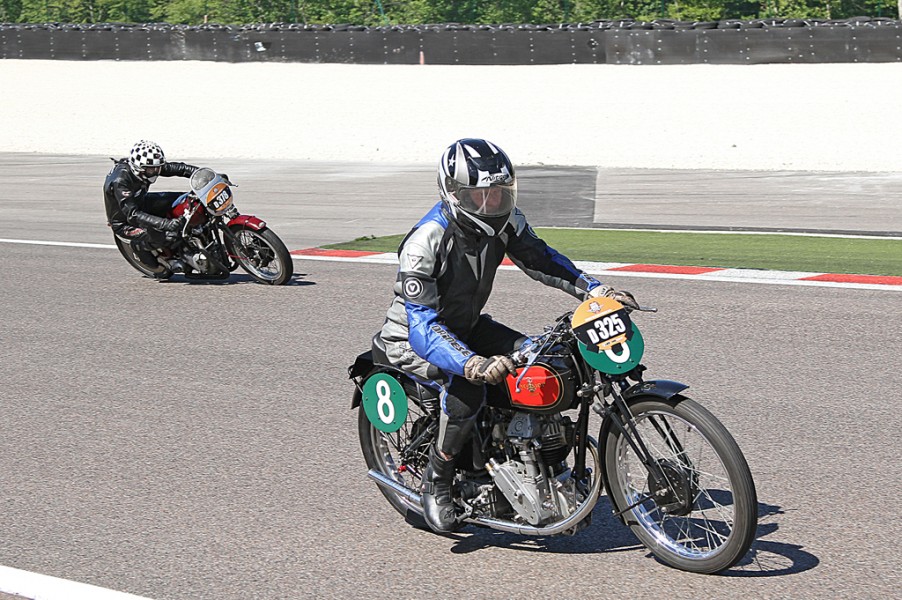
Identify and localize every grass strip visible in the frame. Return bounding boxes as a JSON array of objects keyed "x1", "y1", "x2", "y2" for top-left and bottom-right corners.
[{"x1": 324, "y1": 229, "x2": 901, "y2": 276}]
